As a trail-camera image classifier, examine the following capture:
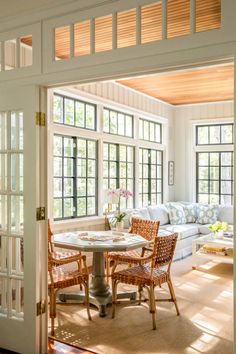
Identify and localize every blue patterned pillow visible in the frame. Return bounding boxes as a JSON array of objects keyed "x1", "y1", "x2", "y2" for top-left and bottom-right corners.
[
  {"x1": 166, "y1": 203, "x2": 186, "y2": 225},
  {"x1": 182, "y1": 204, "x2": 197, "y2": 223},
  {"x1": 196, "y1": 204, "x2": 219, "y2": 224}
]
